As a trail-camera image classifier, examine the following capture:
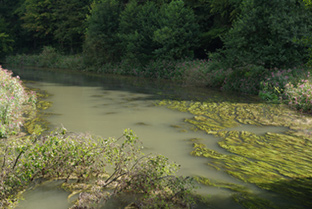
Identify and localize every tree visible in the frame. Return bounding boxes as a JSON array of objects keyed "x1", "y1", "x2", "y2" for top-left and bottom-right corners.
[
  {"x1": 118, "y1": 0, "x2": 161, "y2": 64},
  {"x1": 153, "y1": 0, "x2": 200, "y2": 59},
  {"x1": 0, "y1": 17, "x2": 14, "y2": 59},
  {"x1": 84, "y1": 0, "x2": 123, "y2": 65},
  {"x1": 218, "y1": 0, "x2": 312, "y2": 68},
  {"x1": 119, "y1": 0, "x2": 199, "y2": 63},
  {"x1": 0, "y1": 0, "x2": 27, "y2": 54},
  {"x1": 304, "y1": 0, "x2": 312, "y2": 6},
  {"x1": 53, "y1": 0, "x2": 92, "y2": 53},
  {"x1": 183, "y1": 0, "x2": 242, "y2": 57},
  {"x1": 19, "y1": 0, "x2": 56, "y2": 47}
]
